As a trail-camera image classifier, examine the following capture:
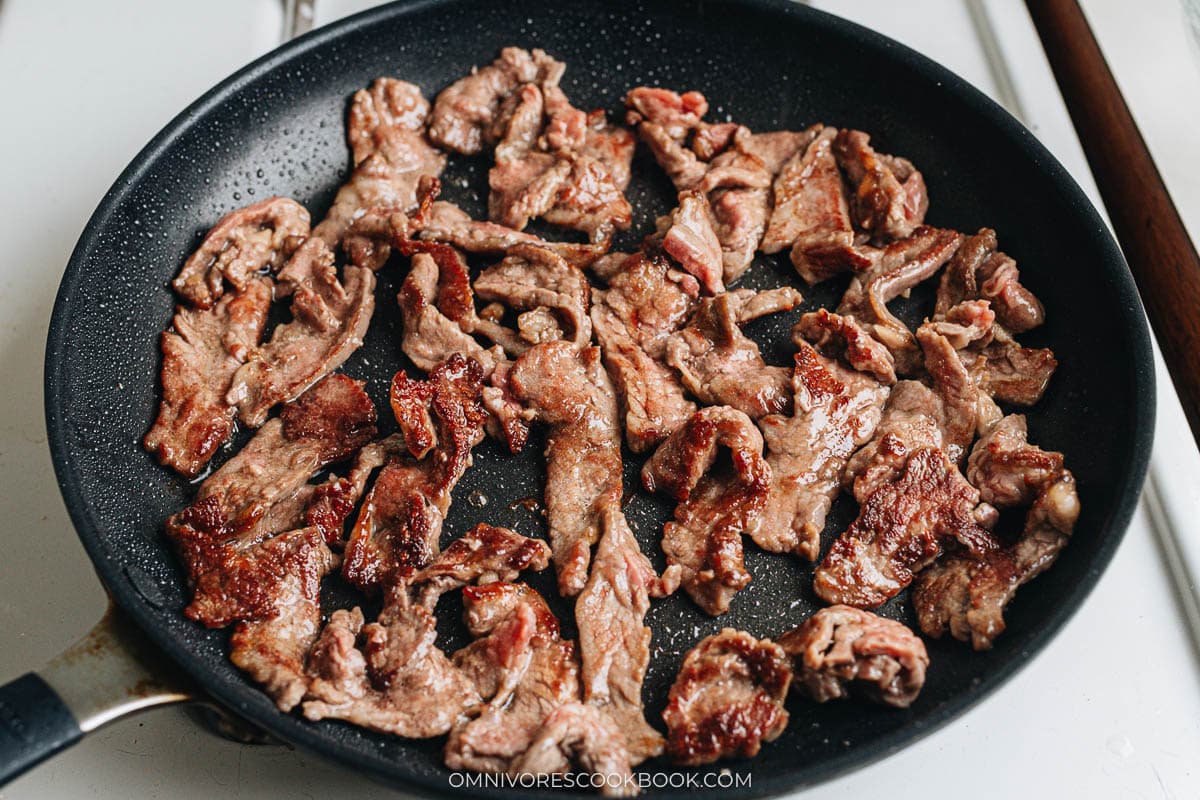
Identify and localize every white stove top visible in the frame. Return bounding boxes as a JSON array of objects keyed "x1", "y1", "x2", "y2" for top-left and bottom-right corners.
[{"x1": 1, "y1": 1, "x2": 1197, "y2": 797}]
